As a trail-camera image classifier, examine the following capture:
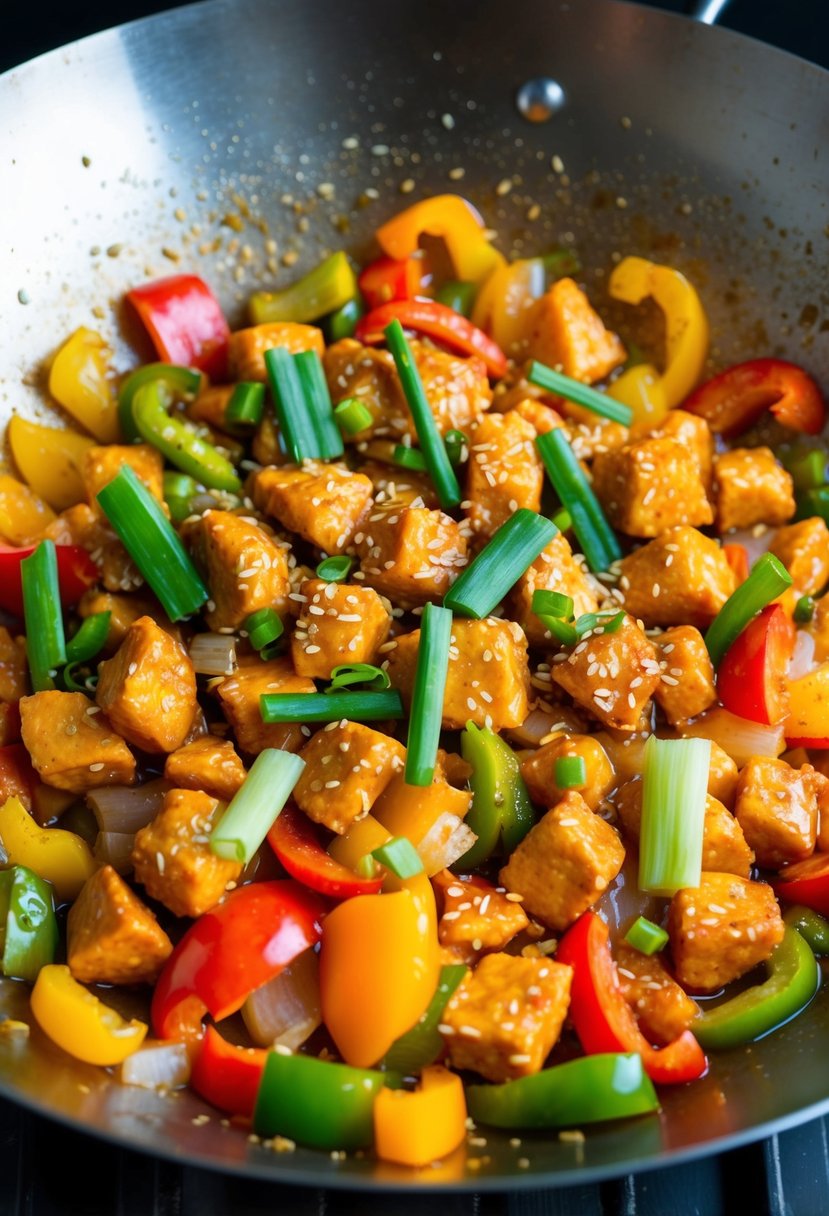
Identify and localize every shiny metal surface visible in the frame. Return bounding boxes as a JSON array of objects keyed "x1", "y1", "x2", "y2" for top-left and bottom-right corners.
[{"x1": 0, "y1": 0, "x2": 828, "y2": 1189}]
